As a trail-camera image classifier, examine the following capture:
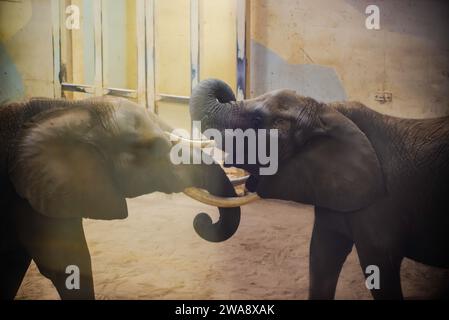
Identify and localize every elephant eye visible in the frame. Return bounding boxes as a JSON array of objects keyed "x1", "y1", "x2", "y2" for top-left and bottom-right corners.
[
  {"x1": 150, "y1": 137, "x2": 170, "y2": 155},
  {"x1": 252, "y1": 115, "x2": 263, "y2": 128}
]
